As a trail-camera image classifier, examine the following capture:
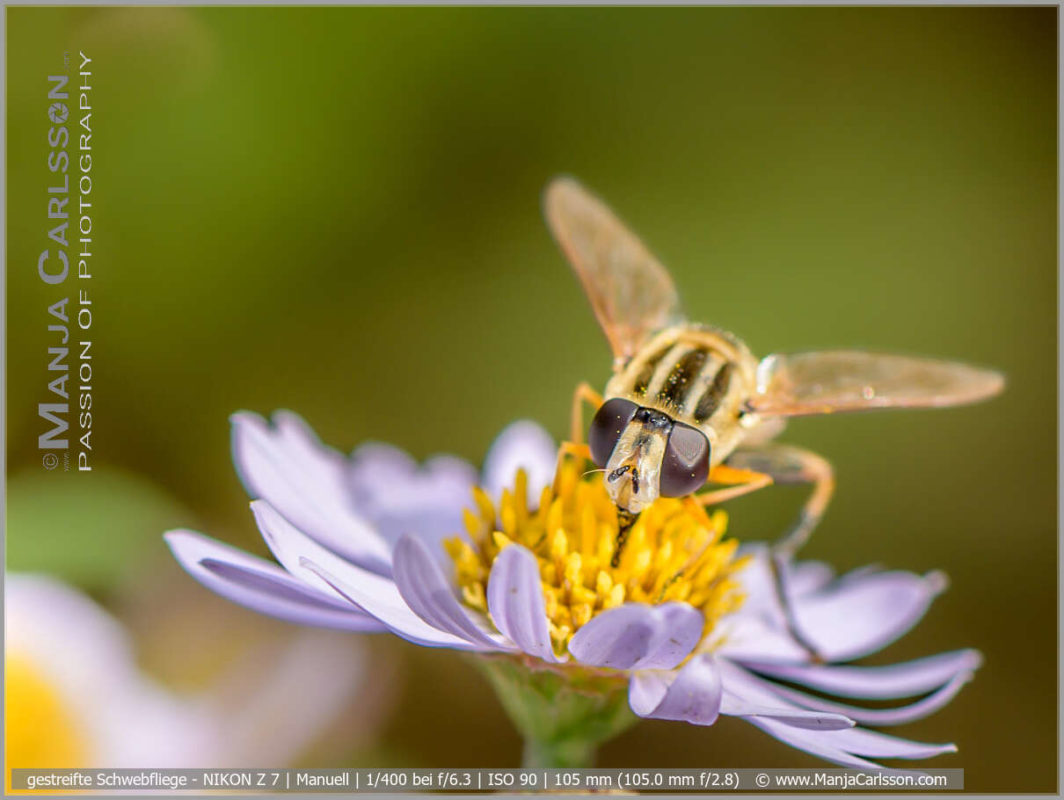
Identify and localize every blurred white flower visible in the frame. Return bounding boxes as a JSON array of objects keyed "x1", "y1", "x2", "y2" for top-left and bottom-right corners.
[{"x1": 5, "y1": 573, "x2": 378, "y2": 775}]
